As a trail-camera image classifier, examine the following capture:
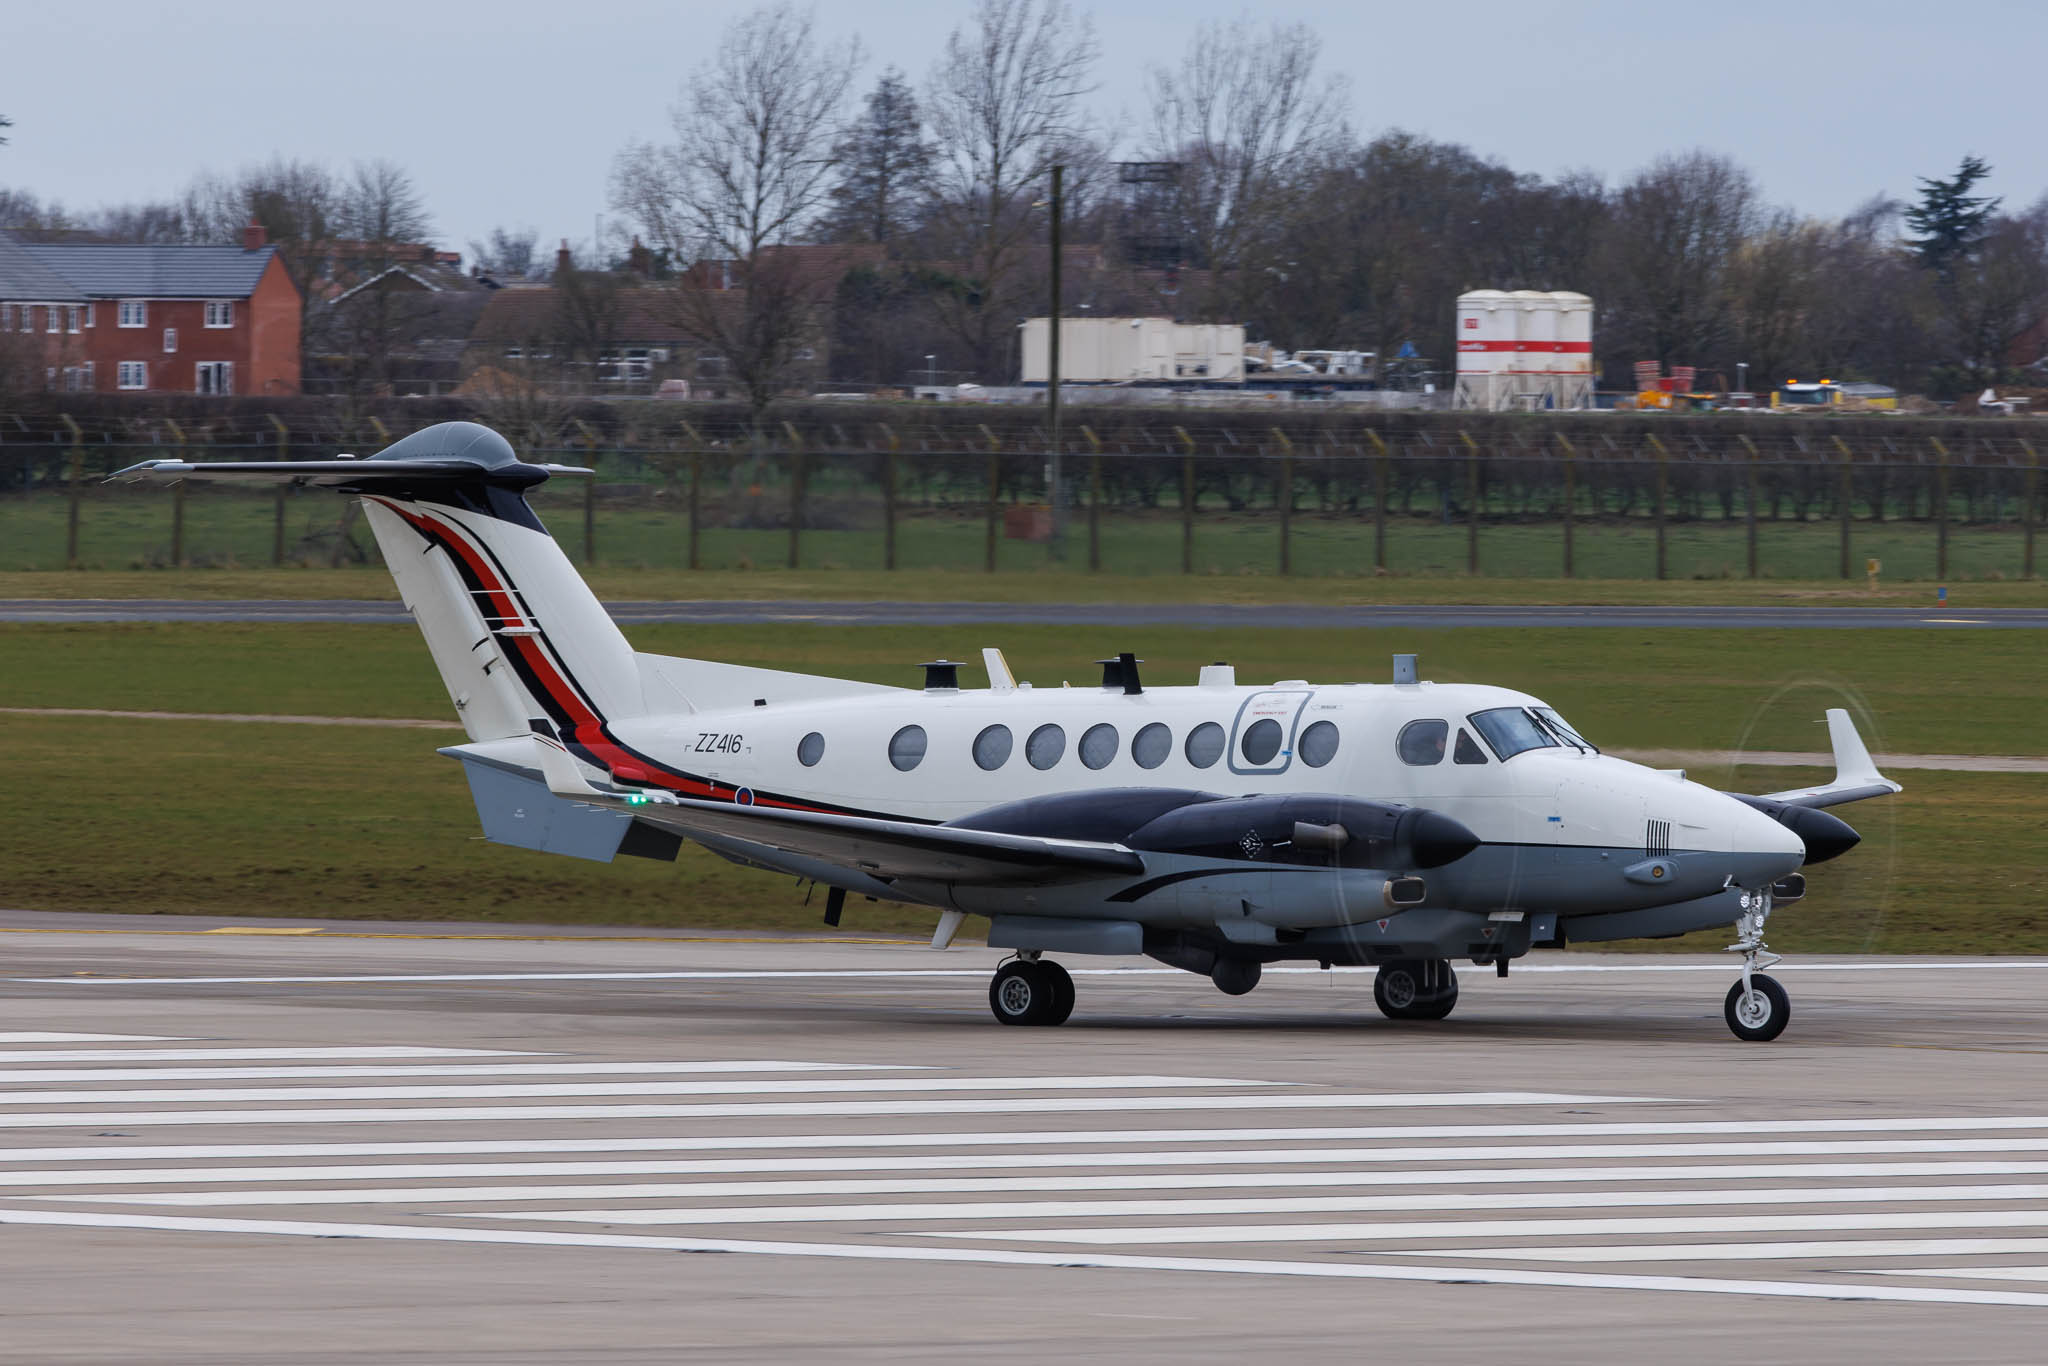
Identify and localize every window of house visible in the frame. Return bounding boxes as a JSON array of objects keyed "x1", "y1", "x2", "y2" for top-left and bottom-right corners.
[
  {"x1": 118, "y1": 300, "x2": 146, "y2": 328},
  {"x1": 163, "y1": 328, "x2": 178, "y2": 353},
  {"x1": 17, "y1": 305, "x2": 33, "y2": 333},
  {"x1": 1131, "y1": 722, "x2": 1171, "y2": 770},
  {"x1": 65, "y1": 306, "x2": 80, "y2": 333},
  {"x1": 0, "y1": 305, "x2": 10, "y2": 330},
  {"x1": 118, "y1": 361, "x2": 147, "y2": 390},
  {"x1": 972, "y1": 724, "x2": 1012, "y2": 771},
  {"x1": 204, "y1": 300, "x2": 234, "y2": 328},
  {"x1": 62, "y1": 365, "x2": 91, "y2": 392},
  {"x1": 45, "y1": 306, "x2": 59, "y2": 332},
  {"x1": 195, "y1": 362, "x2": 233, "y2": 395},
  {"x1": 84, "y1": 303, "x2": 94, "y2": 328}
]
